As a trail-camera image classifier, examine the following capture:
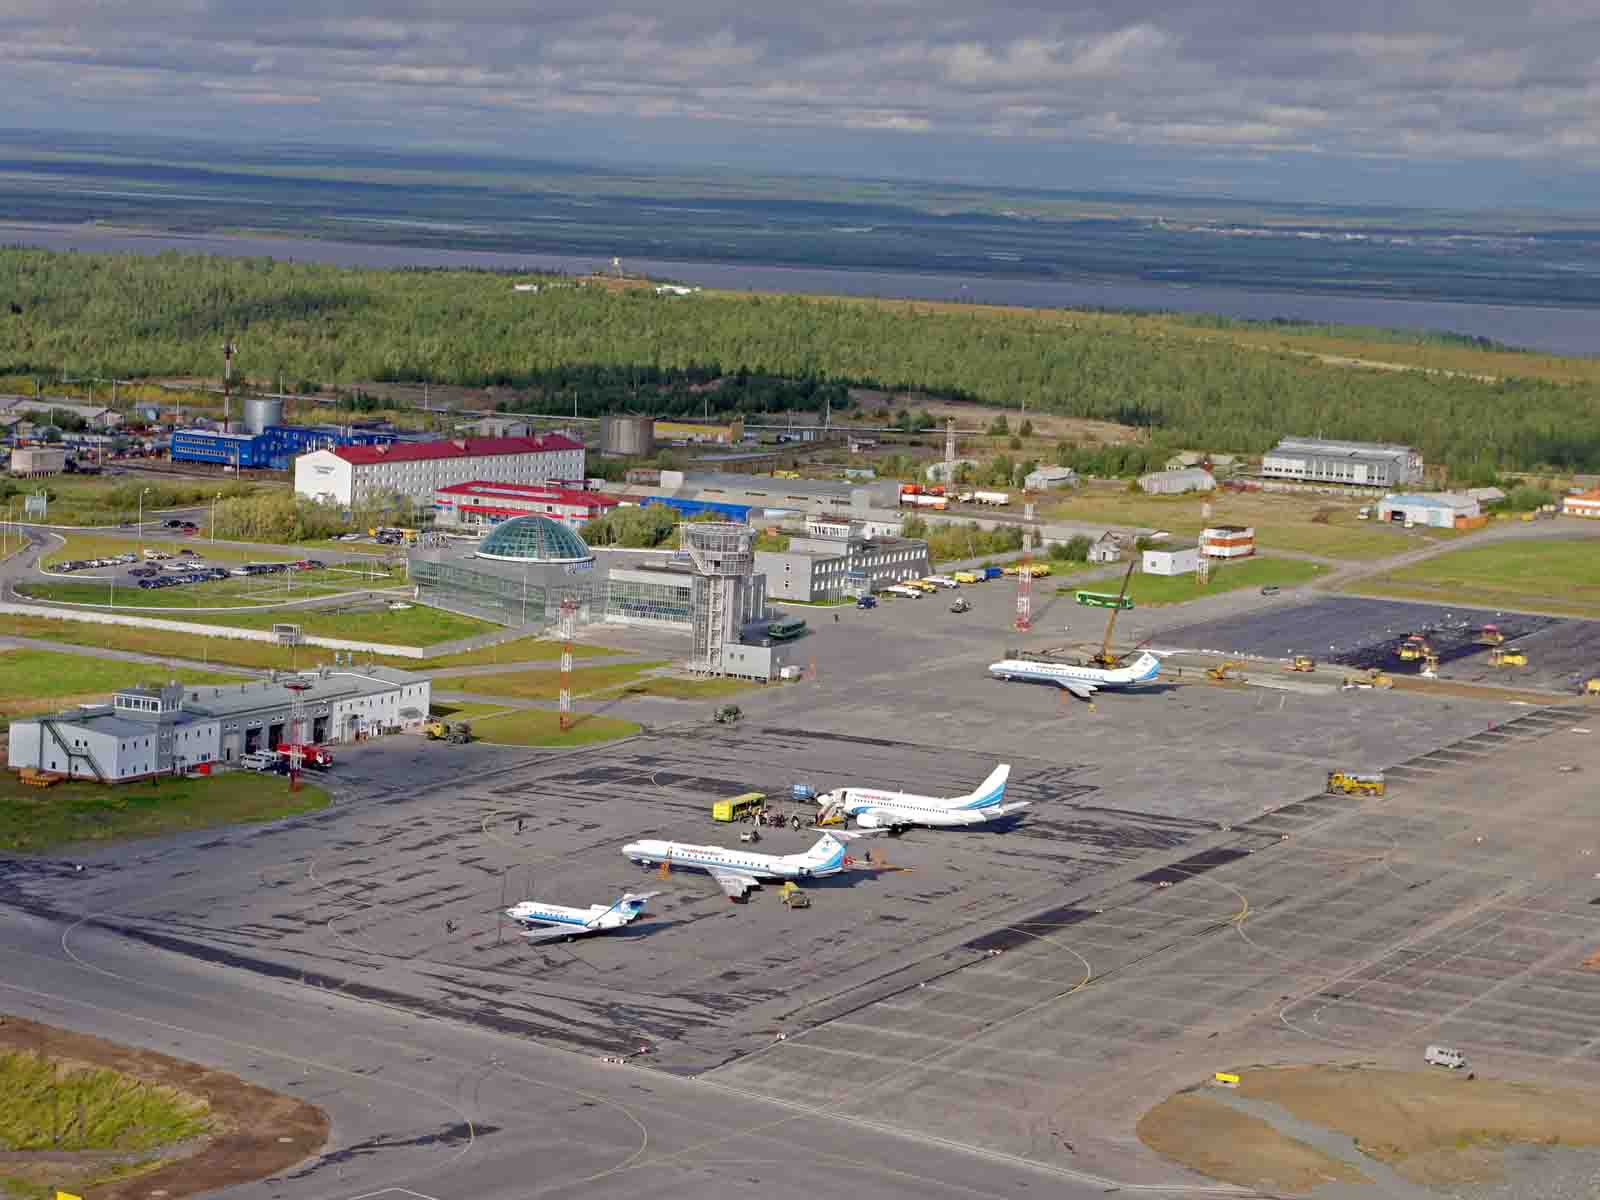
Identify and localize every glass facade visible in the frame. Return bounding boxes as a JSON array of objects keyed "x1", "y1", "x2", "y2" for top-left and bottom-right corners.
[
  {"x1": 605, "y1": 573, "x2": 692, "y2": 625},
  {"x1": 476, "y1": 516, "x2": 594, "y2": 563}
]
